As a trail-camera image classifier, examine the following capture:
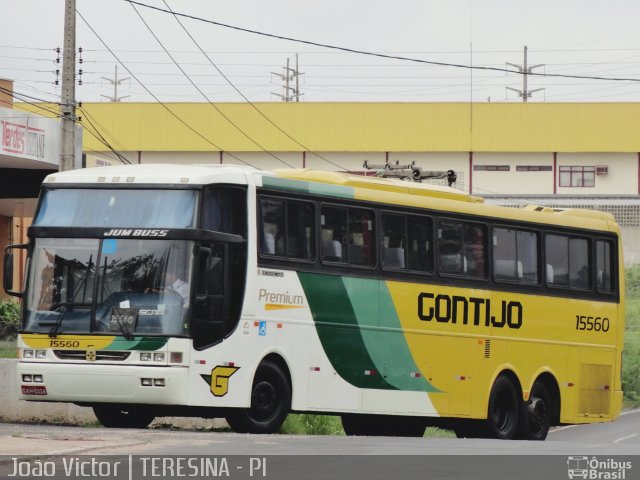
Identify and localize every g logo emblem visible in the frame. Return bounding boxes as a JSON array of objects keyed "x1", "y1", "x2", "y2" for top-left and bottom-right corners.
[
  {"x1": 210, "y1": 366, "x2": 239, "y2": 397},
  {"x1": 86, "y1": 349, "x2": 97, "y2": 362}
]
